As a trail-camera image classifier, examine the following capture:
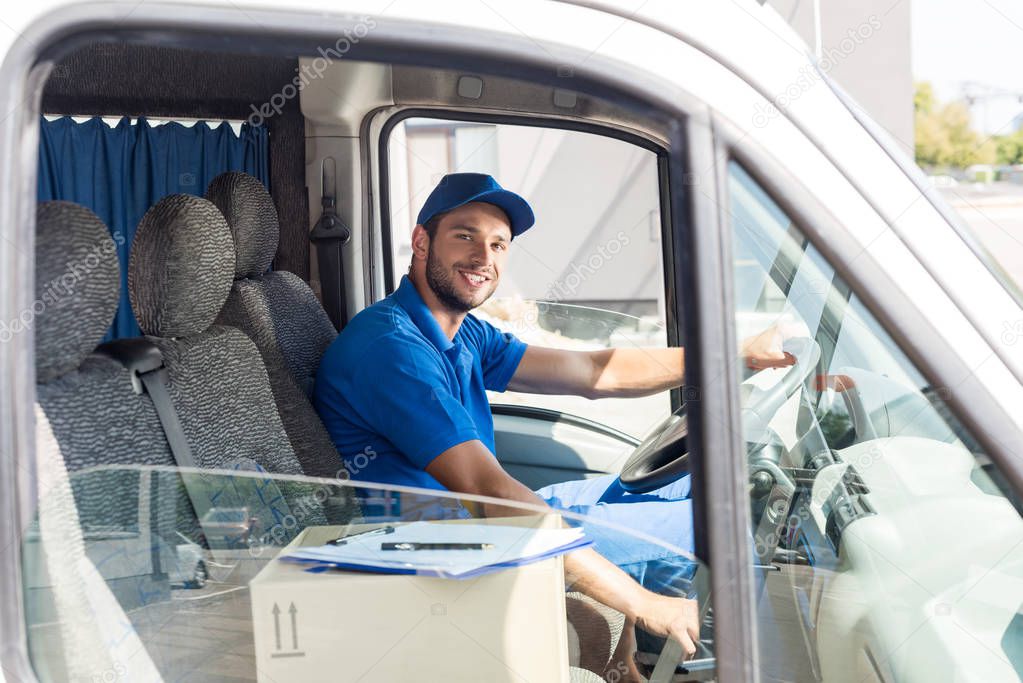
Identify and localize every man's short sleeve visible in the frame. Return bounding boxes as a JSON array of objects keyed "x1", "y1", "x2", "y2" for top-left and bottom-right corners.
[
  {"x1": 460, "y1": 314, "x2": 527, "y2": 392},
  {"x1": 347, "y1": 337, "x2": 481, "y2": 470}
]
